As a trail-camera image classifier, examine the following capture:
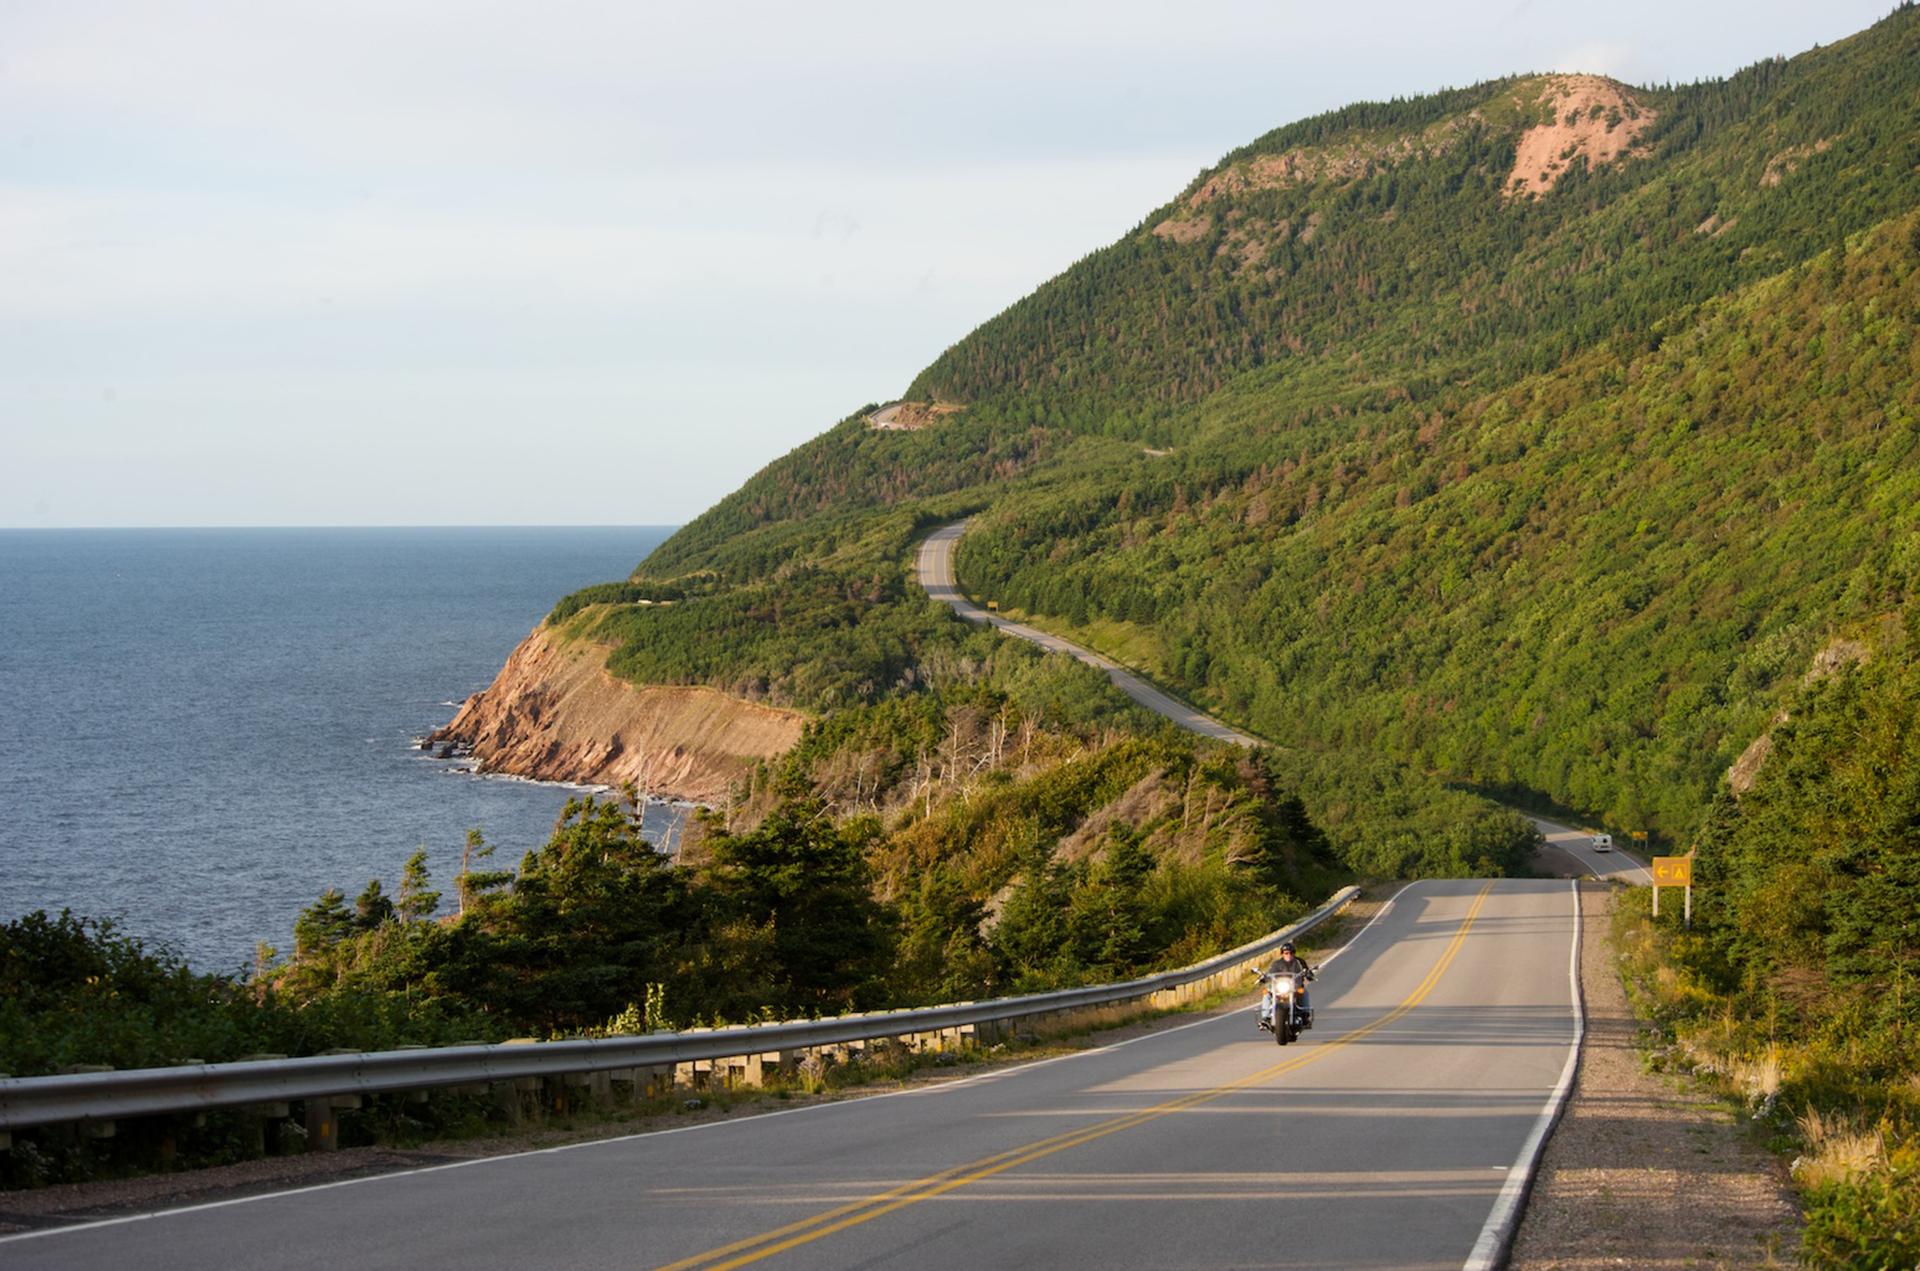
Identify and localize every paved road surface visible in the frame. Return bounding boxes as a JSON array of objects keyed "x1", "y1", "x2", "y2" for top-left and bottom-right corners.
[
  {"x1": 1528, "y1": 816, "x2": 1652, "y2": 885},
  {"x1": 2, "y1": 880, "x2": 1580, "y2": 1271},
  {"x1": 918, "y1": 522, "x2": 1260, "y2": 746}
]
